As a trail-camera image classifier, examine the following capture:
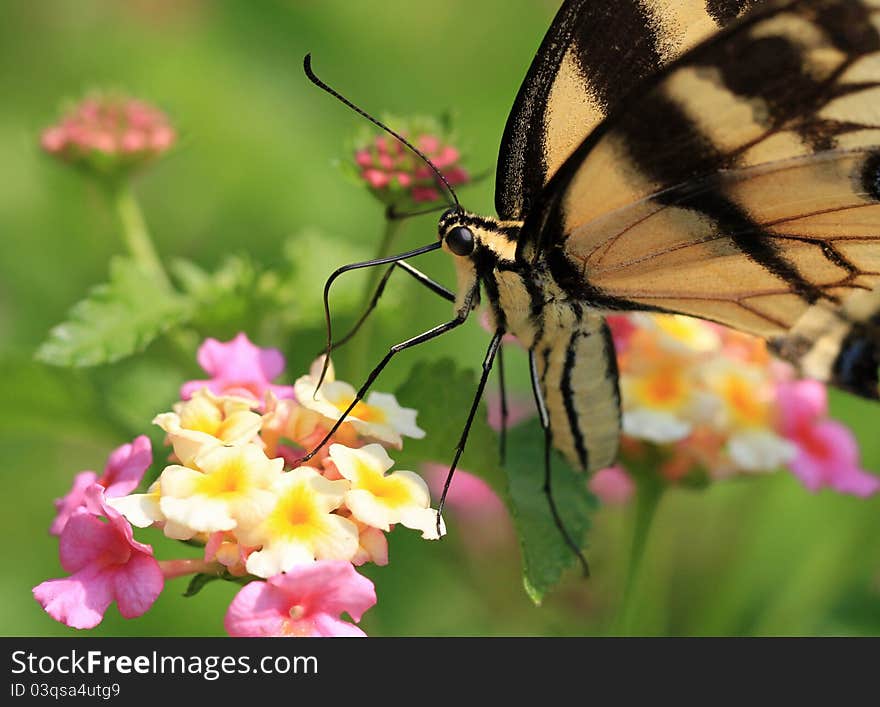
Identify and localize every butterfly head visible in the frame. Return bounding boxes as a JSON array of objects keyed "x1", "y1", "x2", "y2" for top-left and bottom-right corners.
[{"x1": 438, "y1": 208, "x2": 476, "y2": 257}]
